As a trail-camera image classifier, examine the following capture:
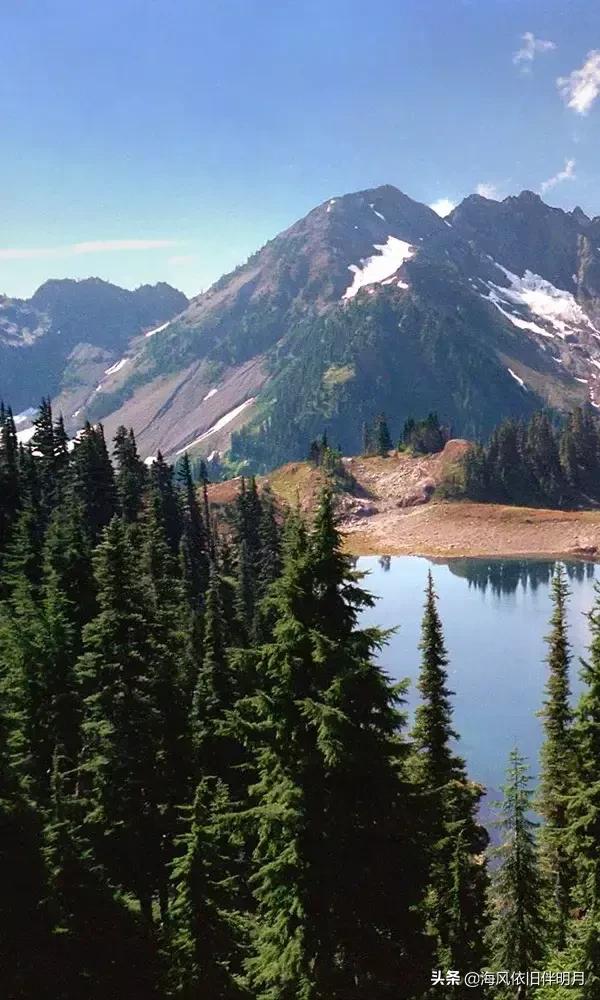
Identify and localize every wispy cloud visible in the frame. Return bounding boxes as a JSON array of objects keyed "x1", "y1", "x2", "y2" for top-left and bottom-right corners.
[
  {"x1": 513, "y1": 32, "x2": 556, "y2": 71},
  {"x1": 558, "y1": 50, "x2": 600, "y2": 114},
  {"x1": 429, "y1": 198, "x2": 456, "y2": 218},
  {"x1": 476, "y1": 183, "x2": 500, "y2": 200},
  {"x1": 0, "y1": 238, "x2": 180, "y2": 261},
  {"x1": 540, "y1": 158, "x2": 576, "y2": 193}
]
